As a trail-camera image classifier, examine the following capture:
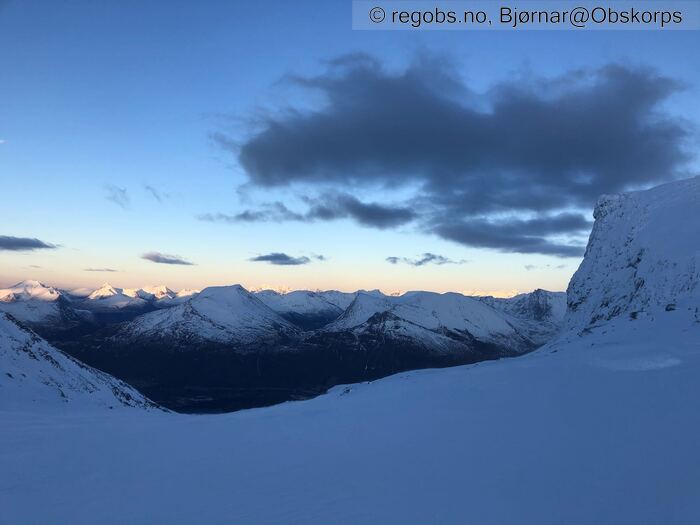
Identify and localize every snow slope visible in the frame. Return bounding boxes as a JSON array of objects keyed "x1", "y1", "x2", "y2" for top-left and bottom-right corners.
[
  {"x1": 121, "y1": 284, "x2": 298, "y2": 345},
  {"x1": 0, "y1": 313, "x2": 158, "y2": 412}
]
